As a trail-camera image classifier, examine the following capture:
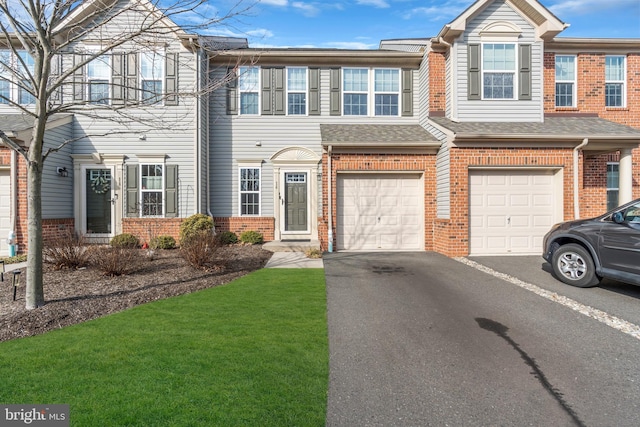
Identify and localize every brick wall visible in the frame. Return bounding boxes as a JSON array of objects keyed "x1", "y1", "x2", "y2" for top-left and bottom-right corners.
[
  {"x1": 122, "y1": 218, "x2": 184, "y2": 245},
  {"x1": 213, "y1": 217, "x2": 275, "y2": 242},
  {"x1": 429, "y1": 51, "x2": 447, "y2": 113},
  {"x1": 320, "y1": 152, "x2": 437, "y2": 251}
]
